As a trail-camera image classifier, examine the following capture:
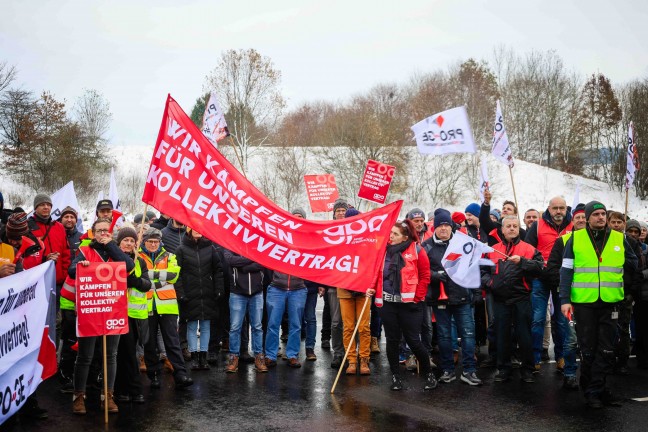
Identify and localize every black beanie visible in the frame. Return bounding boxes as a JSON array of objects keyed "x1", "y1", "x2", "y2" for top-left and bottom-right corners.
[
  {"x1": 116, "y1": 227, "x2": 138, "y2": 246},
  {"x1": 572, "y1": 203, "x2": 585, "y2": 216},
  {"x1": 584, "y1": 201, "x2": 606, "y2": 220},
  {"x1": 433, "y1": 208, "x2": 452, "y2": 227}
]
